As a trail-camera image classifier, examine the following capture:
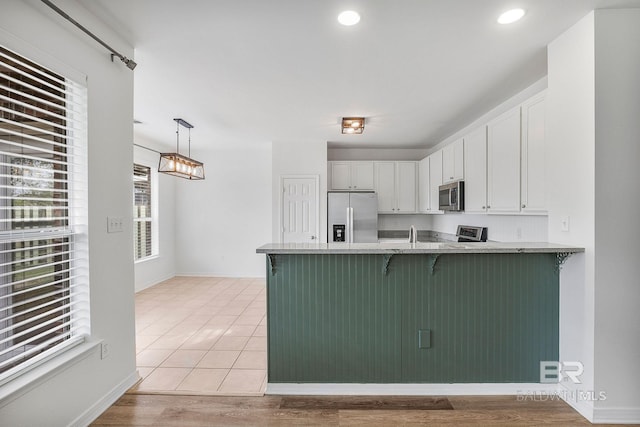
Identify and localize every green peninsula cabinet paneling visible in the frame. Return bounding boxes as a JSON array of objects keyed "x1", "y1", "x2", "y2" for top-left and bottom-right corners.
[
  {"x1": 267, "y1": 254, "x2": 402, "y2": 382},
  {"x1": 266, "y1": 253, "x2": 559, "y2": 384},
  {"x1": 398, "y1": 253, "x2": 558, "y2": 383}
]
